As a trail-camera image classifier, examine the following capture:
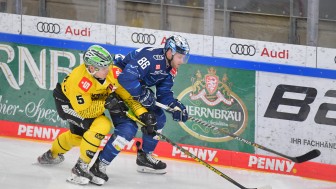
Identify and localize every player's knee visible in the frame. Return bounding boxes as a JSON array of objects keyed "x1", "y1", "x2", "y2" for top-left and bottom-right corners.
[
  {"x1": 156, "y1": 116, "x2": 166, "y2": 130},
  {"x1": 69, "y1": 132, "x2": 82, "y2": 146},
  {"x1": 114, "y1": 124, "x2": 137, "y2": 141},
  {"x1": 90, "y1": 115, "x2": 112, "y2": 135}
]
